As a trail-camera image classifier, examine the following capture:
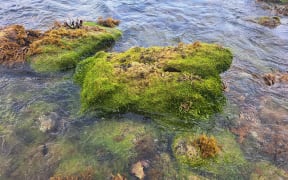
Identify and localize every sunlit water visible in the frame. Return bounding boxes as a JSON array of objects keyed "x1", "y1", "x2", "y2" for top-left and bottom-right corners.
[{"x1": 0, "y1": 0, "x2": 288, "y2": 179}]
